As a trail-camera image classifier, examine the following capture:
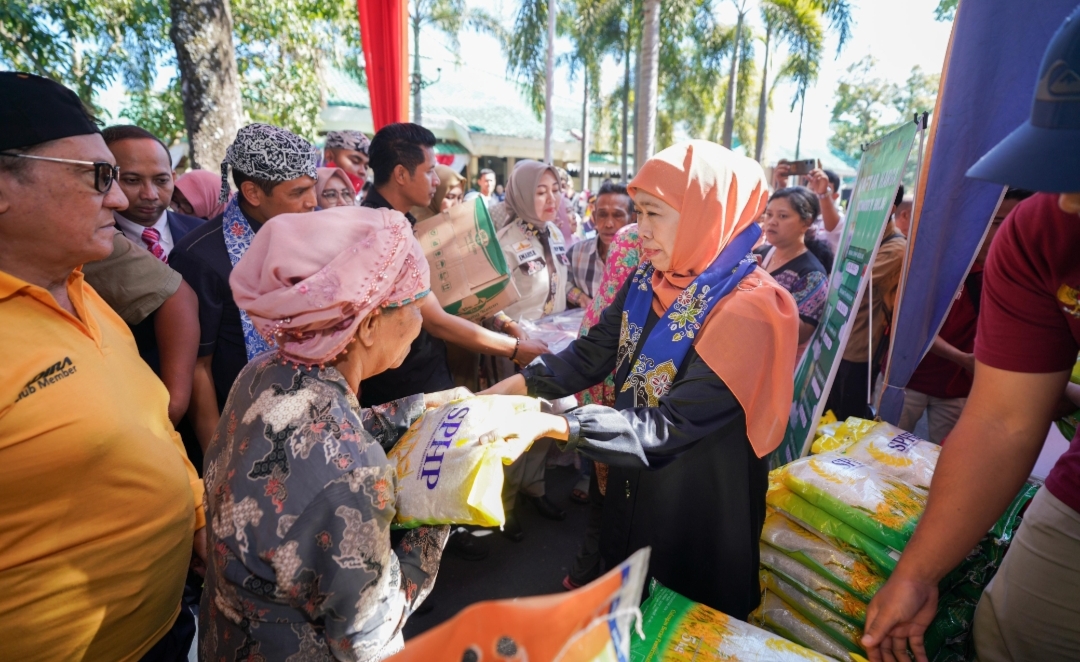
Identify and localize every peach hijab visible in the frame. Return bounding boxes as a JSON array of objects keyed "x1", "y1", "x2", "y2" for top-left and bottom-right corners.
[{"x1": 627, "y1": 140, "x2": 799, "y2": 457}]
